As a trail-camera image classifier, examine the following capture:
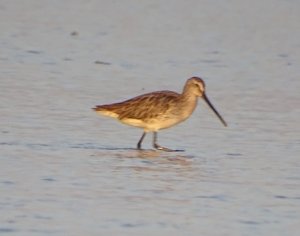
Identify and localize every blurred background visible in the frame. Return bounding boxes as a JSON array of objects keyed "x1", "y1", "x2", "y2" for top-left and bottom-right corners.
[{"x1": 1, "y1": 0, "x2": 299, "y2": 235}]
